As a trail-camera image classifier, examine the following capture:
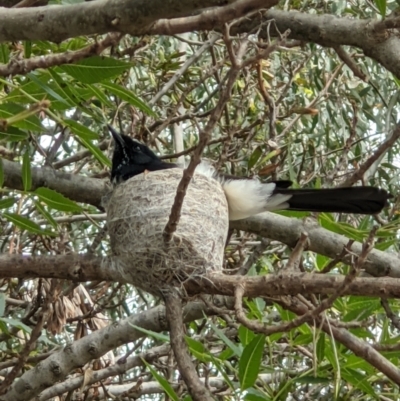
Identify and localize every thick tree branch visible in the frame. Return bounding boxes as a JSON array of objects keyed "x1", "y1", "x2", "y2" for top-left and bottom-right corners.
[
  {"x1": 46, "y1": 373, "x2": 288, "y2": 399},
  {"x1": 155, "y1": 9, "x2": 400, "y2": 80},
  {"x1": 1, "y1": 301, "x2": 212, "y2": 401},
  {"x1": 2, "y1": 2, "x2": 400, "y2": 80},
  {"x1": 150, "y1": 0, "x2": 279, "y2": 35},
  {"x1": 39, "y1": 344, "x2": 170, "y2": 400},
  {"x1": 0, "y1": 0, "x2": 235, "y2": 43},
  {"x1": 235, "y1": 10, "x2": 400, "y2": 79},
  {"x1": 1, "y1": 158, "x2": 107, "y2": 209},
  {"x1": 230, "y1": 213, "x2": 400, "y2": 277},
  {"x1": 3, "y1": 272, "x2": 400, "y2": 400},
  {"x1": 0, "y1": 33, "x2": 123, "y2": 77},
  {"x1": 1, "y1": 254, "x2": 400, "y2": 299}
]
